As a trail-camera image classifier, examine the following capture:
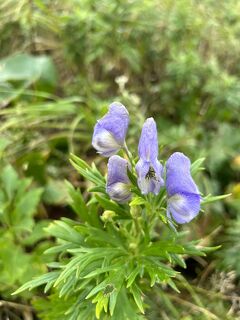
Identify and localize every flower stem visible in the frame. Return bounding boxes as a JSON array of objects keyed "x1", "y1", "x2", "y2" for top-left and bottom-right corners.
[{"x1": 123, "y1": 141, "x2": 134, "y2": 167}]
